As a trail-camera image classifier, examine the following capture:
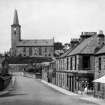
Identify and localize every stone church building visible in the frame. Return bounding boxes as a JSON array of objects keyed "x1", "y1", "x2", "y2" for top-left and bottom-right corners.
[{"x1": 11, "y1": 10, "x2": 54, "y2": 57}]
